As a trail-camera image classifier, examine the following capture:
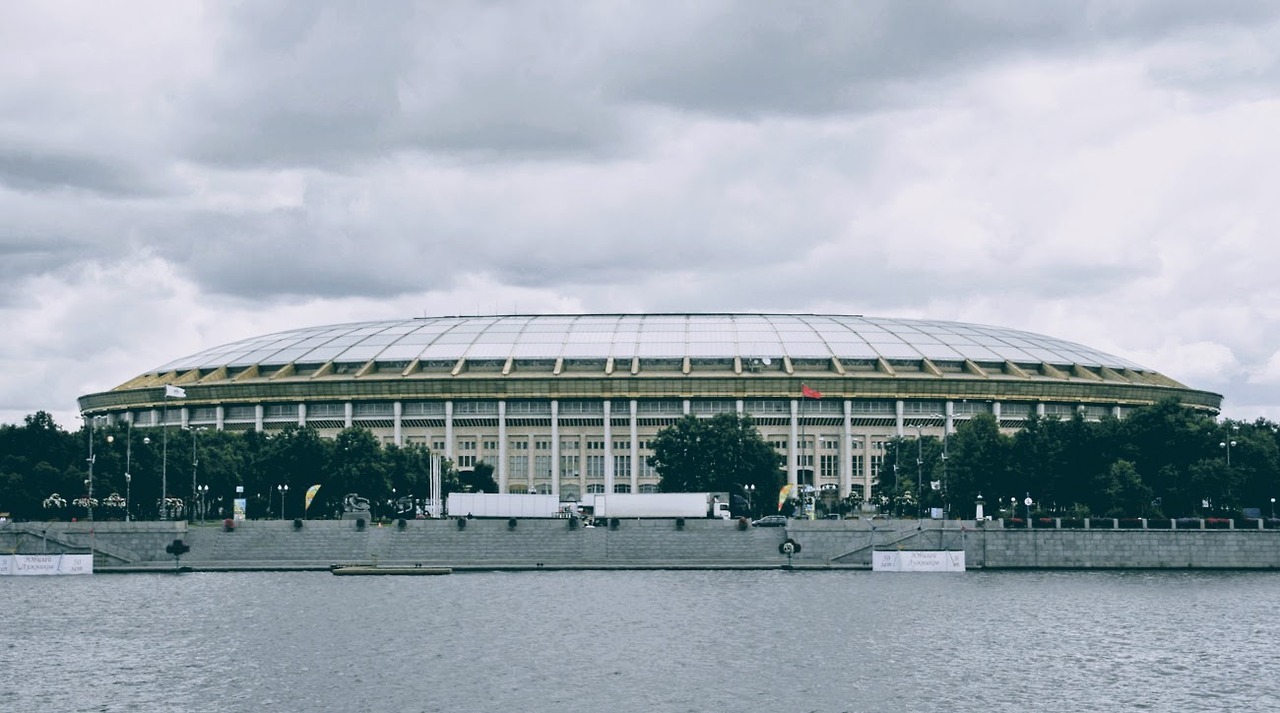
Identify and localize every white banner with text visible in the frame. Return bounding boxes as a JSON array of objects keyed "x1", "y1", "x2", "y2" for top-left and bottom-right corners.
[
  {"x1": 873, "y1": 550, "x2": 965, "y2": 572},
  {"x1": 0, "y1": 554, "x2": 94, "y2": 575}
]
